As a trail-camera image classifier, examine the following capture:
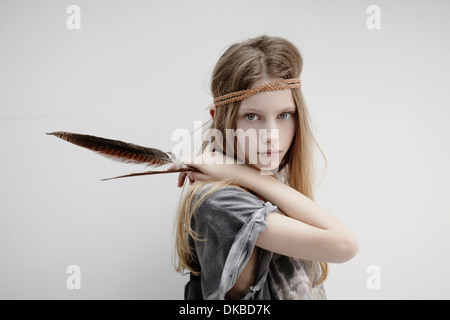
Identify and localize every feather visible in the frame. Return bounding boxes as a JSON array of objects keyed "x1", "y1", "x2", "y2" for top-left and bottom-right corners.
[{"x1": 47, "y1": 131, "x2": 198, "y2": 180}]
